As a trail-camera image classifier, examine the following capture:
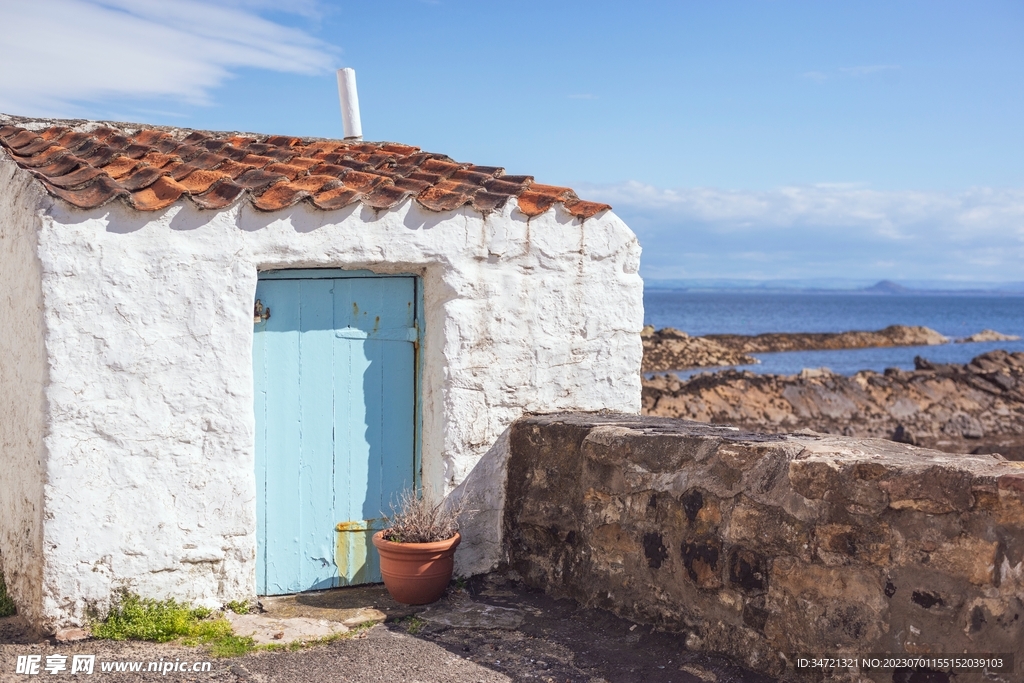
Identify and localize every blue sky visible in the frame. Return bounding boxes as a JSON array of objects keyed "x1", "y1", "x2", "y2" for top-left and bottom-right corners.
[{"x1": 2, "y1": 0, "x2": 1022, "y2": 285}]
